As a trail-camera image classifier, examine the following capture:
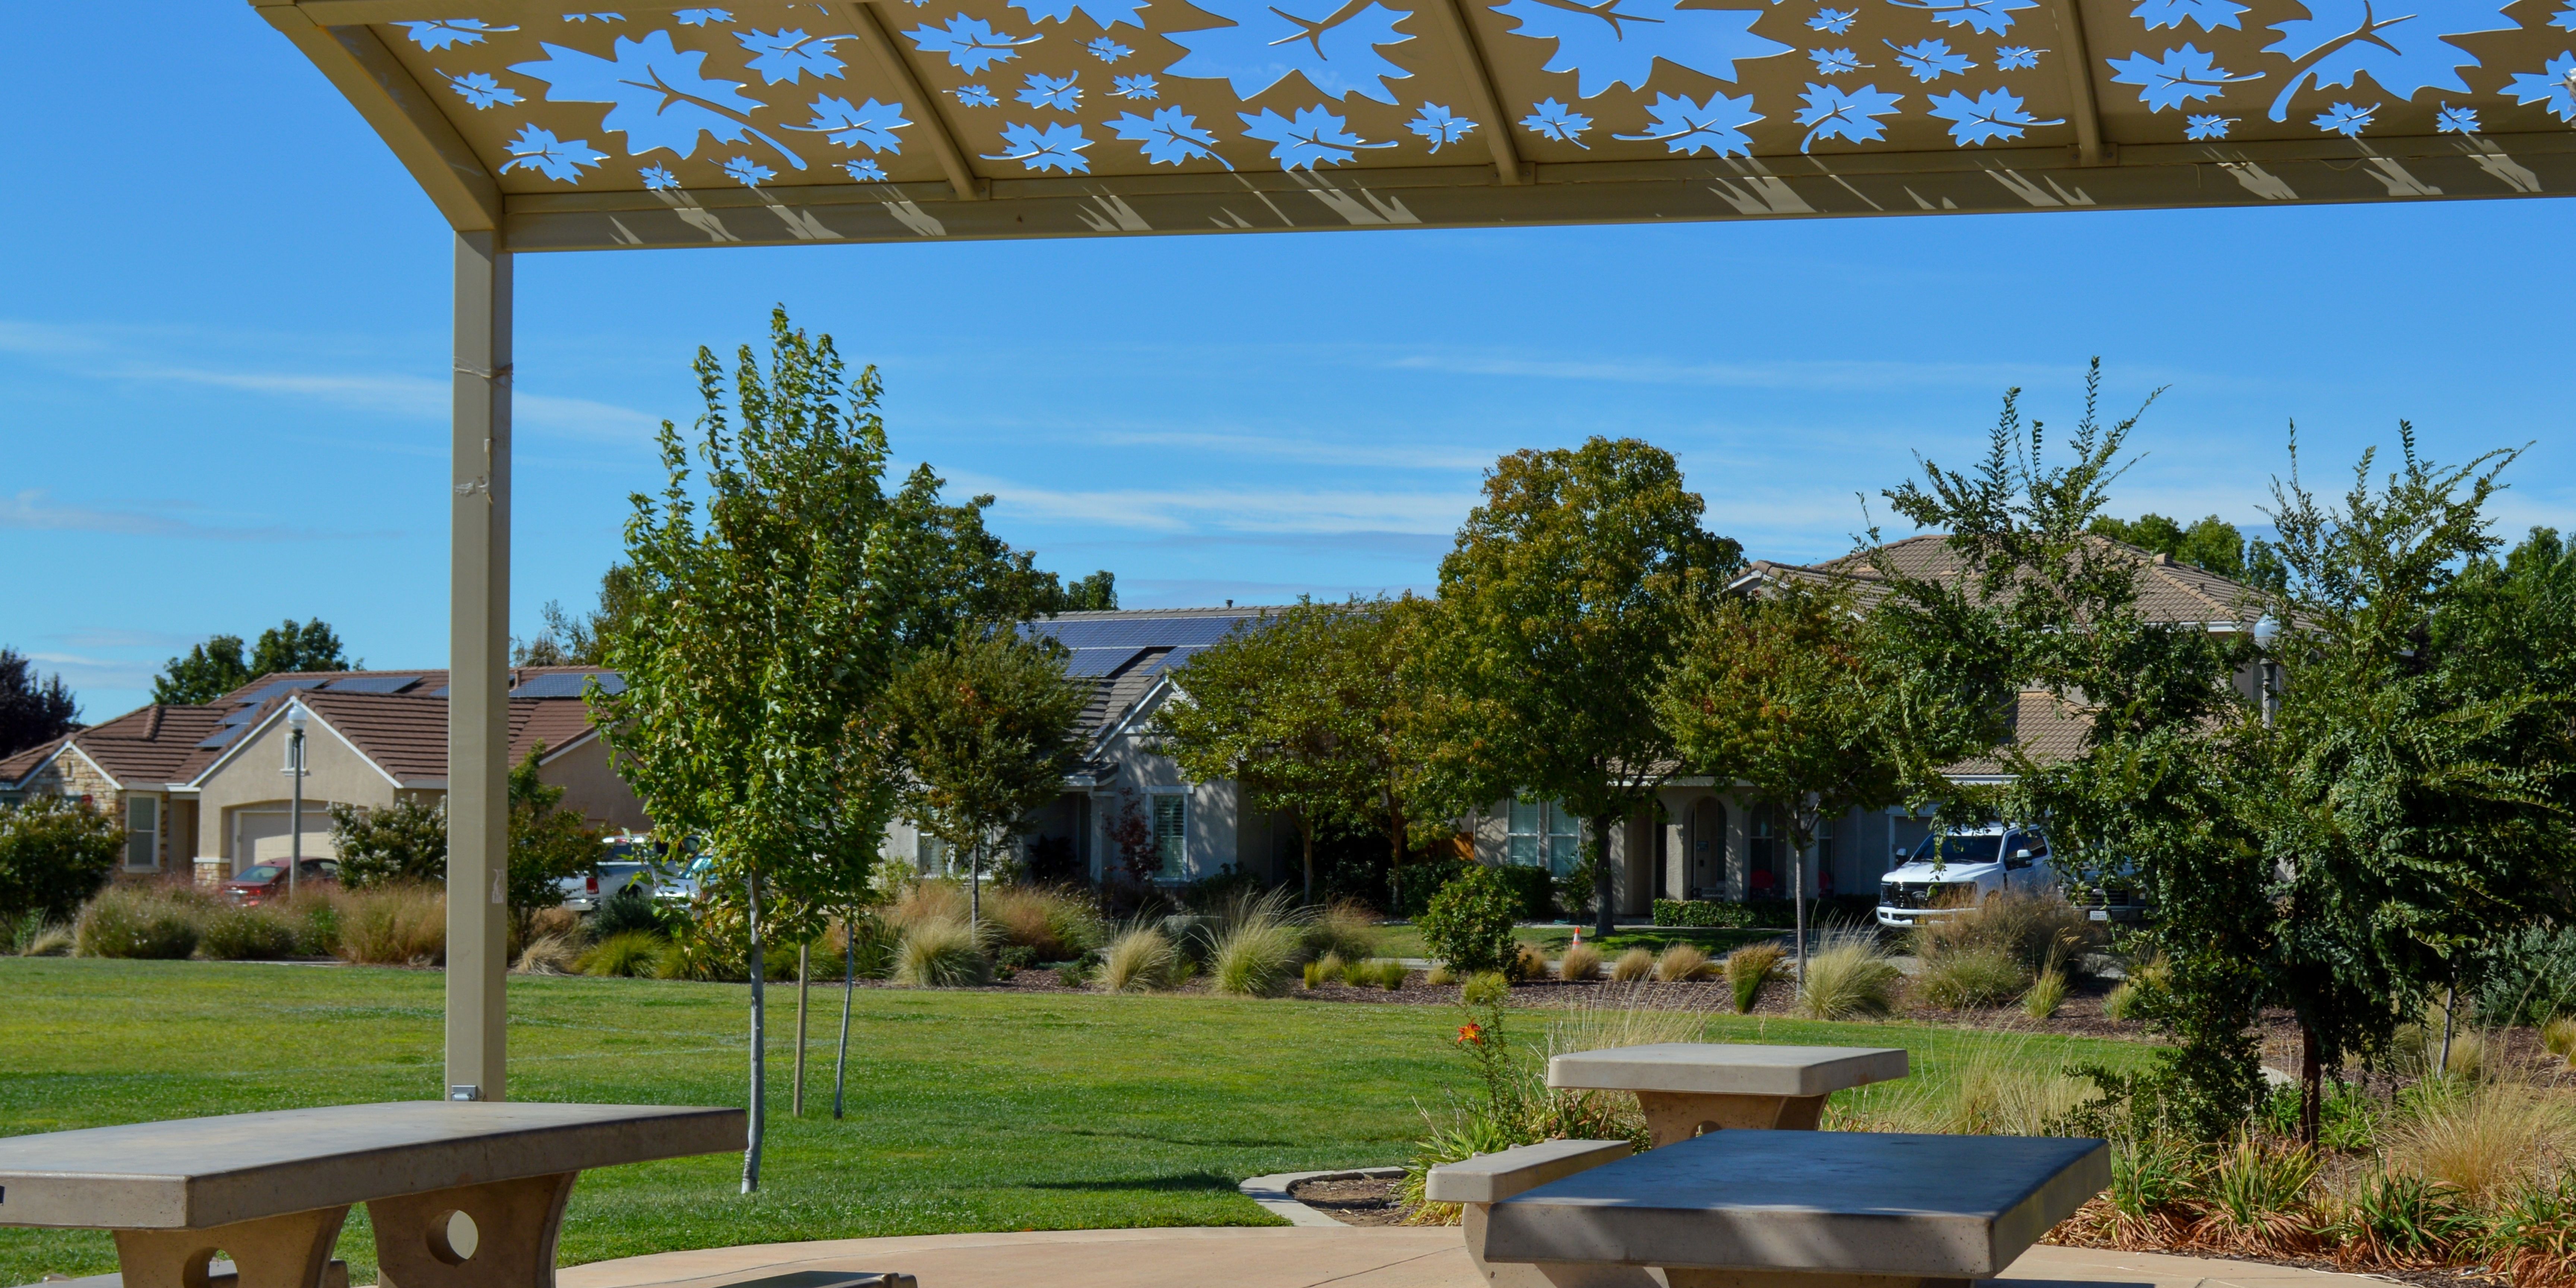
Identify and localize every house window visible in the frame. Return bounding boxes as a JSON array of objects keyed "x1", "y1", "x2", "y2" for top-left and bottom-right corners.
[
  {"x1": 1814, "y1": 817, "x2": 1834, "y2": 894},
  {"x1": 1506, "y1": 798, "x2": 1584, "y2": 876},
  {"x1": 915, "y1": 833, "x2": 947, "y2": 874},
  {"x1": 125, "y1": 797, "x2": 159, "y2": 871},
  {"x1": 1748, "y1": 805, "x2": 1779, "y2": 894},
  {"x1": 1152, "y1": 793, "x2": 1187, "y2": 877}
]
